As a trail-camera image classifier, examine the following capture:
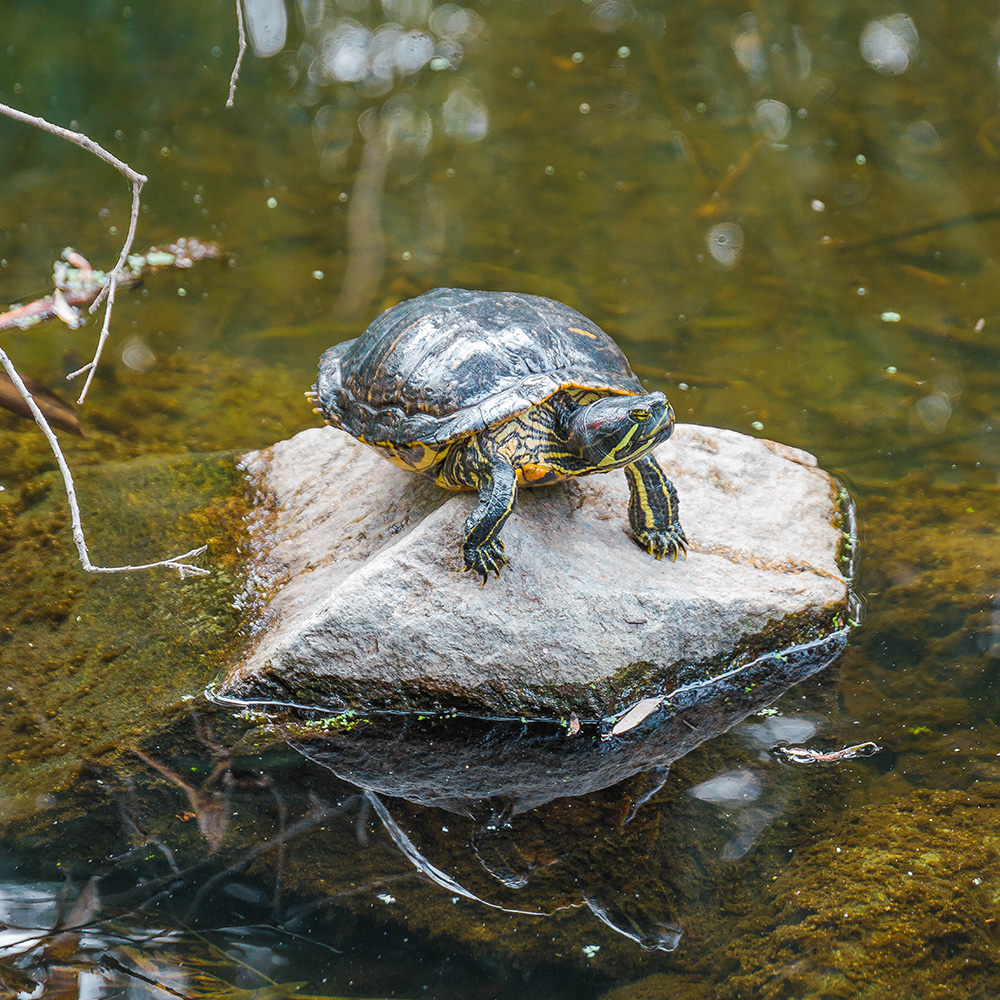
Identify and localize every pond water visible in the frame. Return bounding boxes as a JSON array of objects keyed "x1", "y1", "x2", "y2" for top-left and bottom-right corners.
[{"x1": 2, "y1": 1, "x2": 1000, "y2": 998}]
